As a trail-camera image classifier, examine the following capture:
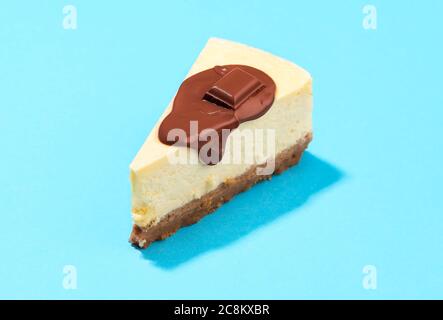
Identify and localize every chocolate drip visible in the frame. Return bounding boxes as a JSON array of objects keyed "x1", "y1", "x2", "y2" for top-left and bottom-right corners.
[{"x1": 158, "y1": 65, "x2": 276, "y2": 165}]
